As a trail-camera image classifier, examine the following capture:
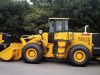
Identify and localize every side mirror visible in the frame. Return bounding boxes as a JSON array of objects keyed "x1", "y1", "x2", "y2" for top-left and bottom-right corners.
[{"x1": 39, "y1": 30, "x2": 43, "y2": 34}]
